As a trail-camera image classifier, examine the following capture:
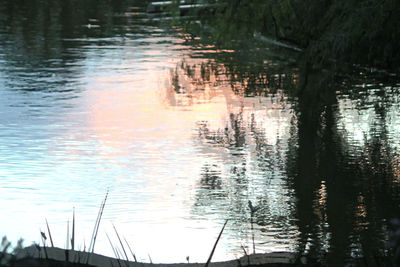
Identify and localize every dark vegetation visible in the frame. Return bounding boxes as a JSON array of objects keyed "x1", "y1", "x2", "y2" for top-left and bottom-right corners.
[
  {"x1": 171, "y1": 0, "x2": 400, "y2": 137},
  {"x1": 165, "y1": 2, "x2": 400, "y2": 261},
  {"x1": 180, "y1": 0, "x2": 400, "y2": 71},
  {"x1": 0, "y1": 237, "x2": 94, "y2": 267},
  {"x1": 172, "y1": 55, "x2": 400, "y2": 266},
  {"x1": 168, "y1": 0, "x2": 400, "y2": 132}
]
